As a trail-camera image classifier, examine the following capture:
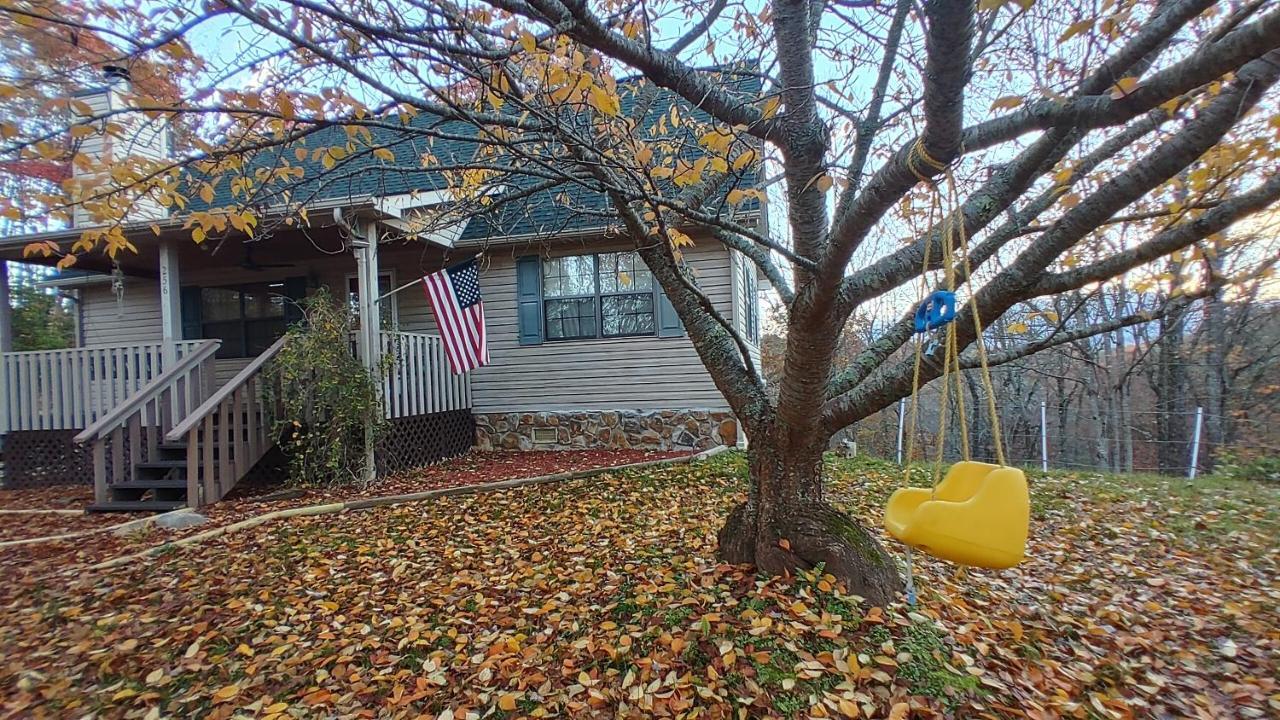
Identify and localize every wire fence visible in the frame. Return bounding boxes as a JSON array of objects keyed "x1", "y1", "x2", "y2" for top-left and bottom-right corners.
[{"x1": 841, "y1": 402, "x2": 1276, "y2": 478}]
